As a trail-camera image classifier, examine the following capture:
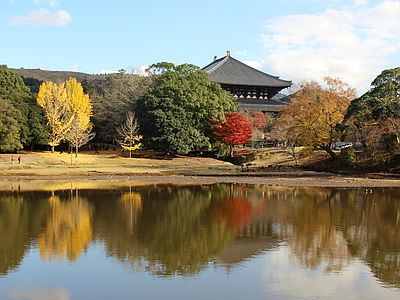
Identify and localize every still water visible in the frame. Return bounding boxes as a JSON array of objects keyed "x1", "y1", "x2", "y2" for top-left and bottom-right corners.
[{"x1": 0, "y1": 181, "x2": 399, "y2": 300}]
